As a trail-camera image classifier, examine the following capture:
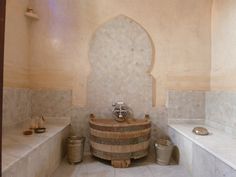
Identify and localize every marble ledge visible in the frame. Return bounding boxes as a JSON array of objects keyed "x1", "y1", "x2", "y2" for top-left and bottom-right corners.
[
  {"x1": 2, "y1": 117, "x2": 71, "y2": 173},
  {"x1": 168, "y1": 123, "x2": 236, "y2": 170},
  {"x1": 205, "y1": 119, "x2": 236, "y2": 137}
]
